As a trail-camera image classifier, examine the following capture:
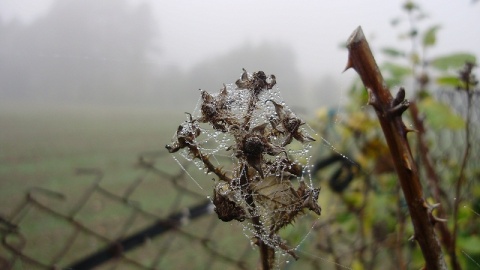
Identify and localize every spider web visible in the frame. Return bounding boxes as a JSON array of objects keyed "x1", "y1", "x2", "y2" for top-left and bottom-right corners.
[{"x1": 167, "y1": 71, "x2": 326, "y2": 267}]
